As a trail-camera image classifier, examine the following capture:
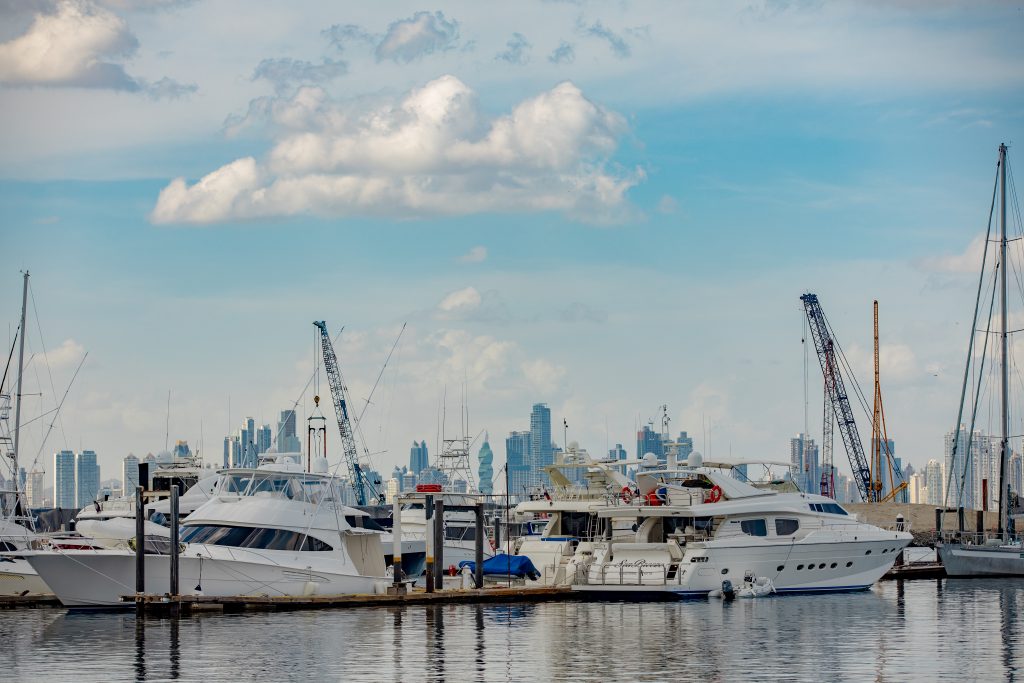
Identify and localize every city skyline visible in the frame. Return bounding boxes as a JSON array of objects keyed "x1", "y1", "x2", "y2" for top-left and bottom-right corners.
[{"x1": 2, "y1": 2, "x2": 1023, "y2": 488}]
